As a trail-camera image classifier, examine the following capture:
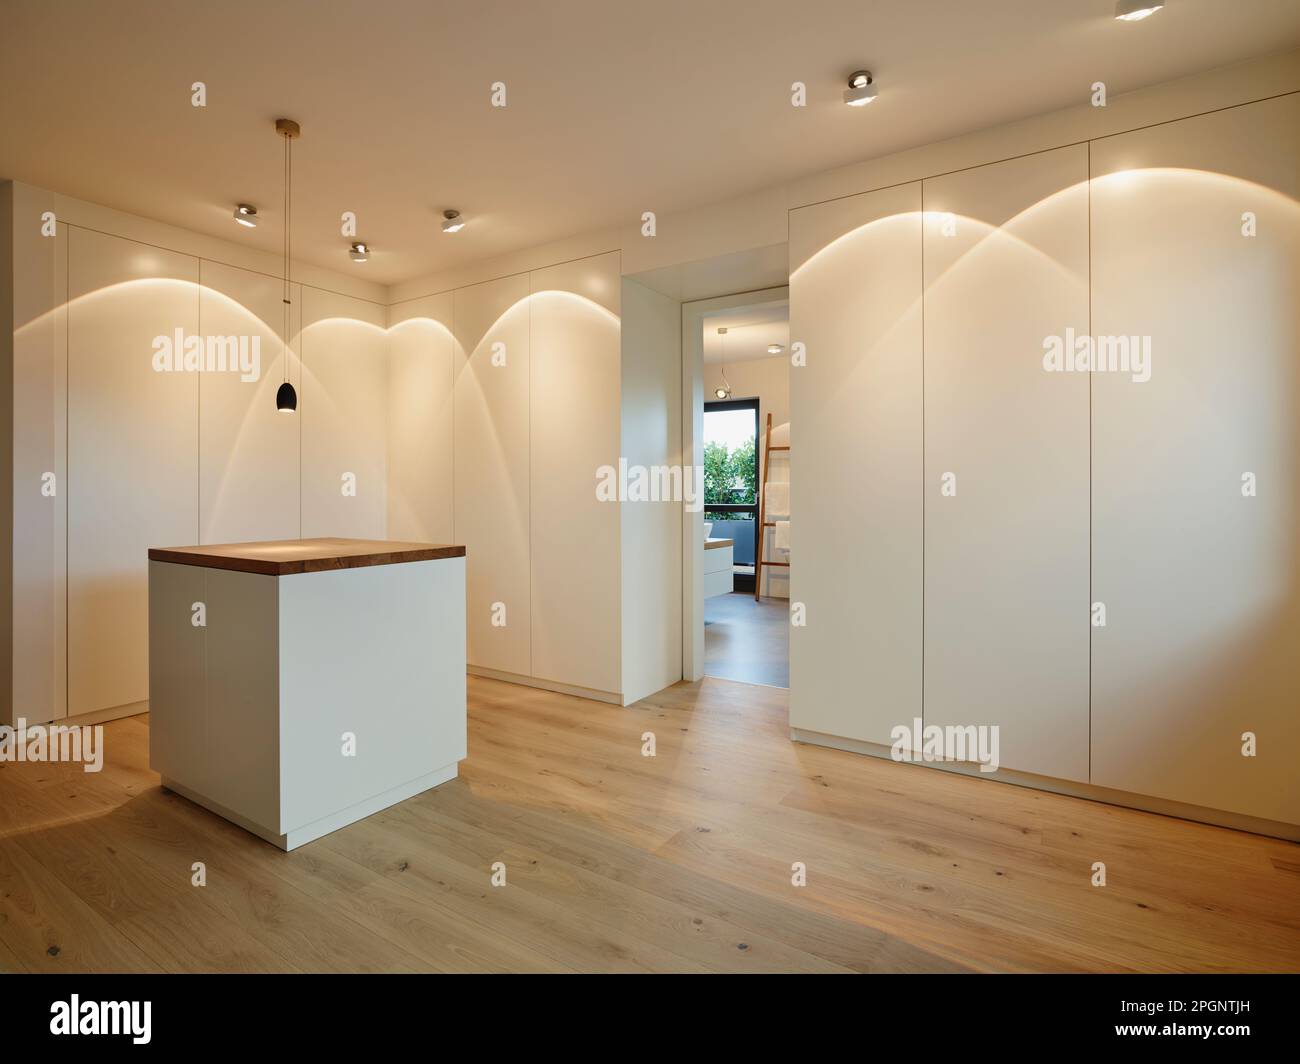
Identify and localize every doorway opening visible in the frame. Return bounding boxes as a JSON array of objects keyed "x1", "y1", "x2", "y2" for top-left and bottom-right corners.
[{"x1": 699, "y1": 301, "x2": 791, "y2": 688}]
